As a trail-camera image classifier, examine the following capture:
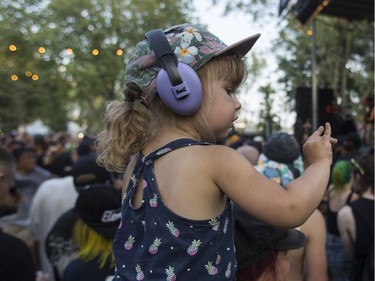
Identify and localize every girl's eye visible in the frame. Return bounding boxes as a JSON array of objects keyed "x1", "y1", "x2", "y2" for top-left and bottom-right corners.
[{"x1": 225, "y1": 88, "x2": 235, "y2": 95}]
